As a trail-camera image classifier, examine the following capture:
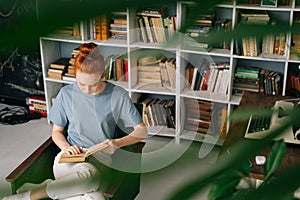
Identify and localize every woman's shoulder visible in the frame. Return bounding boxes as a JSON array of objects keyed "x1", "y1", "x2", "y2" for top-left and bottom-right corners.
[
  {"x1": 60, "y1": 83, "x2": 74, "y2": 92},
  {"x1": 57, "y1": 84, "x2": 75, "y2": 98}
]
